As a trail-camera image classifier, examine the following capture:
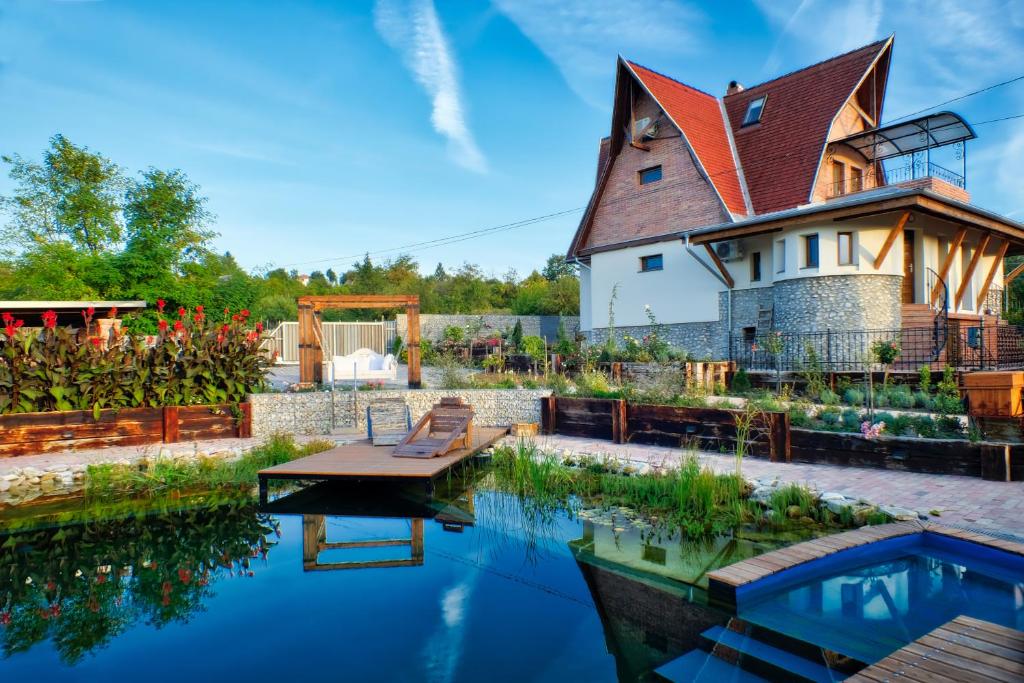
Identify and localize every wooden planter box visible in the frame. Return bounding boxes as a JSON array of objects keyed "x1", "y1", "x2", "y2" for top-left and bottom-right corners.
[
  {"x1": 963, "y1": 371, "x2": 1024, "y2": 418},
  {"x1": 541, "y1": 396, "x2": 789, "y2": 461},
  {"x1": 790, "y1": 427, "x2": 1023, "y2": 481},
  {"x1": 0, "y1": 403, "x2": 252, "y2": 457}
]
